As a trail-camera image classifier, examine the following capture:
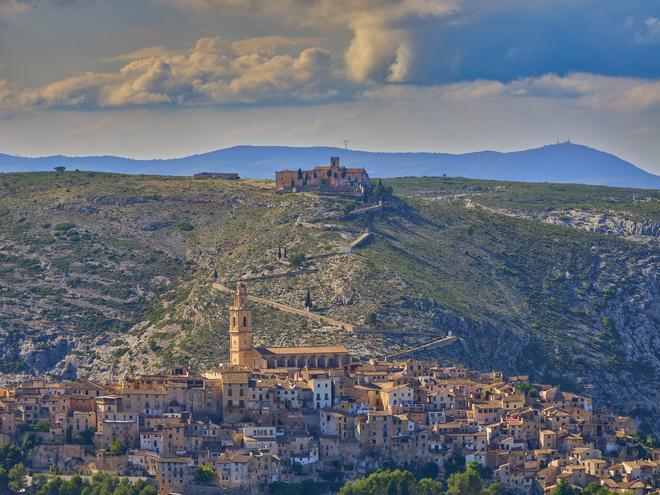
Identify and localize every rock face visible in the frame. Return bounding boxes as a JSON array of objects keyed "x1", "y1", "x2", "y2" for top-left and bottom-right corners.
[
  {"x1": 0, "y1": 172, "x2": 658, "y2": 434},
  {"x1": 465, "y1": 201, "x2": 660, "y2": 243}
]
